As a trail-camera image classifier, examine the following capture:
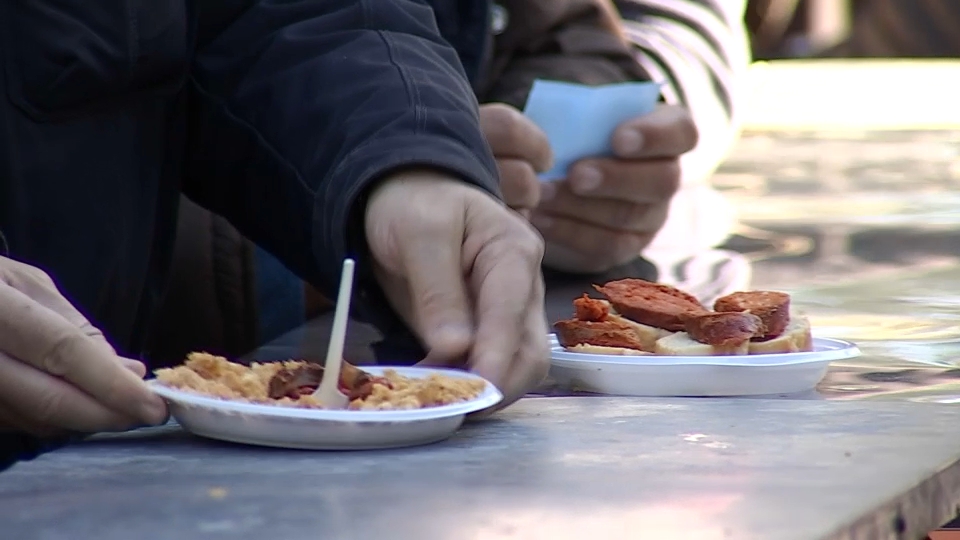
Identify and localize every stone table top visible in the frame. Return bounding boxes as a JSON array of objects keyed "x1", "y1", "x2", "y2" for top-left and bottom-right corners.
[{"x1": 4, "y1": 397, "x2": 960, "y2": 540}]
